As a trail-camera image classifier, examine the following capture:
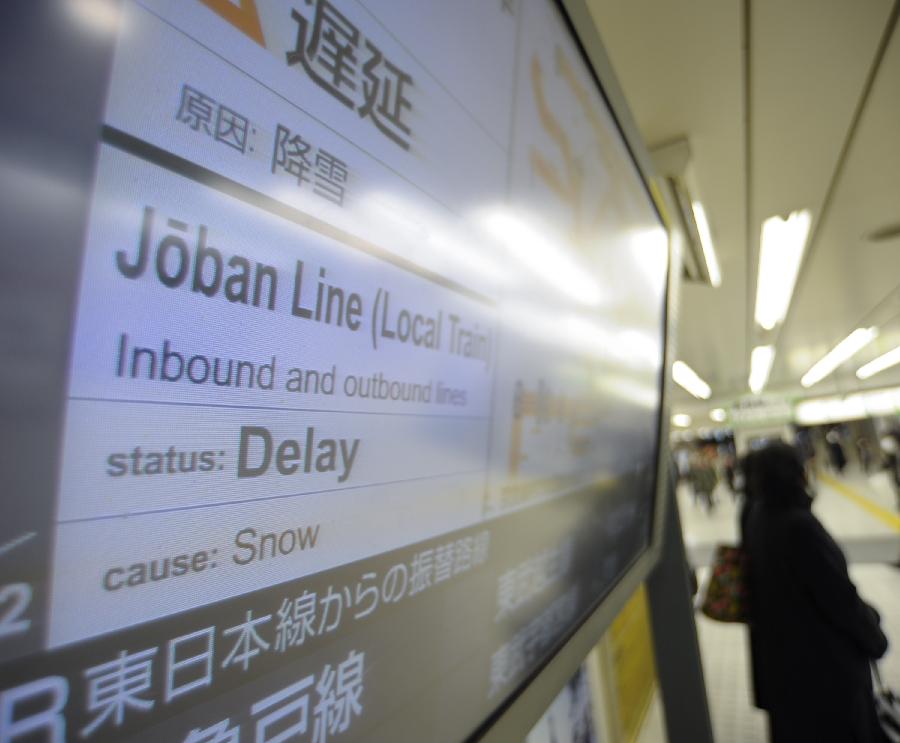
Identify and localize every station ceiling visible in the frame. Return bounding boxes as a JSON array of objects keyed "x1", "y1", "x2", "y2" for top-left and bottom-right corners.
[{"x1": 588, "y1": 0, "x2": 900, "y2": 417}]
